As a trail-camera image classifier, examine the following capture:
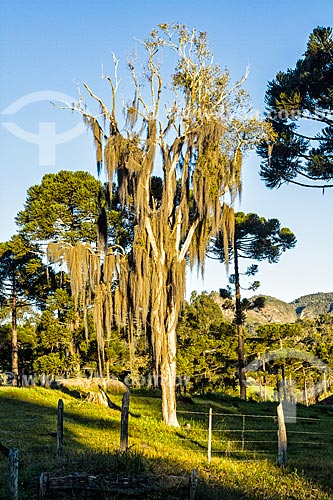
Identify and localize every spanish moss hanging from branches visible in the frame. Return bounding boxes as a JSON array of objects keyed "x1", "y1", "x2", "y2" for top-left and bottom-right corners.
[{"x1": 54, "y1": 23, "x2": 274, "y2": 426}]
